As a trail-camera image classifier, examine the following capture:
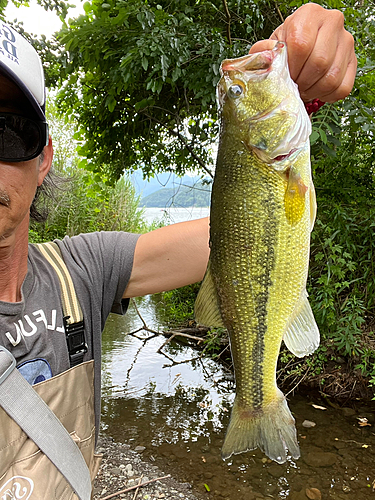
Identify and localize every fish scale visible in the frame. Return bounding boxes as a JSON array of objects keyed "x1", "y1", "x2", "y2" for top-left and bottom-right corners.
[
  {"x1": 195, "y1": 42, "x2": 320, "y2": 463},
  {"x1": 211, "y1": 138, "x2": 281, "y2": 411}
]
